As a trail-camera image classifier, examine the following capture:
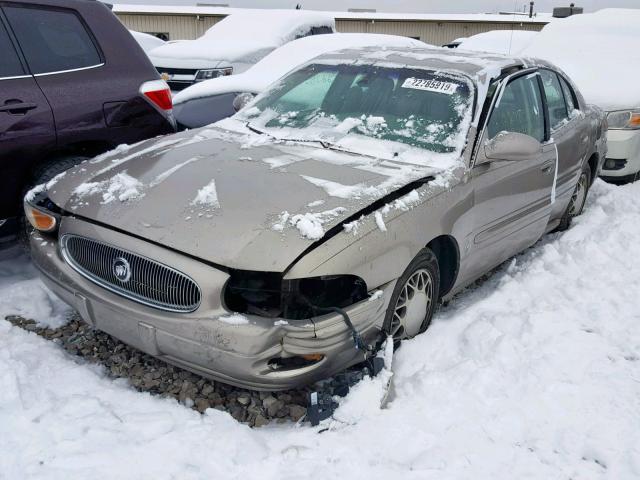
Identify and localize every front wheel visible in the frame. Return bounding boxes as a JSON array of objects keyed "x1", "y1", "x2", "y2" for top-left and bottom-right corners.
[{"x1": 383, "y1": 248, "x2": 440, "y2": 341}]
